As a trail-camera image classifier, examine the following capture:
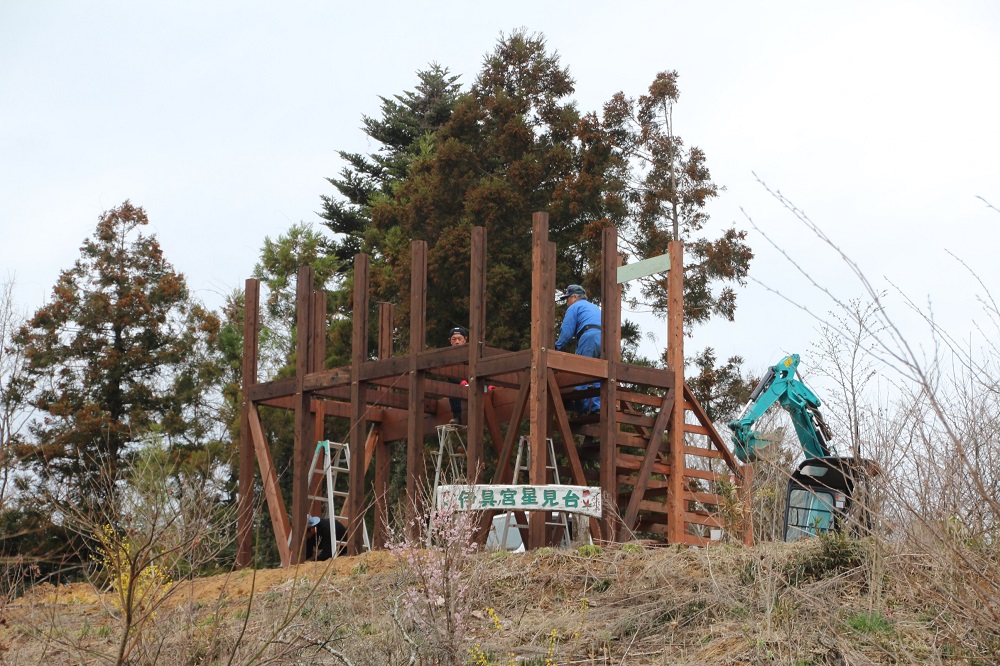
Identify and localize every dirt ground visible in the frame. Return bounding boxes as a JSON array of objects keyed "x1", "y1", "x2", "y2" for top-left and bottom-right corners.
[{"x1": 18, "y1": 550, "x2": 399, "y2": 610}]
